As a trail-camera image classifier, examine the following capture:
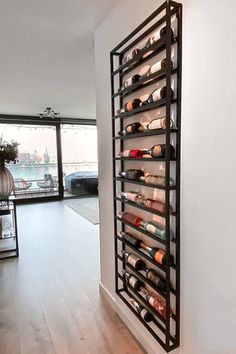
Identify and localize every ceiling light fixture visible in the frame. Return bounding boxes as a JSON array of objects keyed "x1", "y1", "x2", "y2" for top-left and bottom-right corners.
[{"x1": 38, "y1": 107, "x2": 60, "y2": 119}]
